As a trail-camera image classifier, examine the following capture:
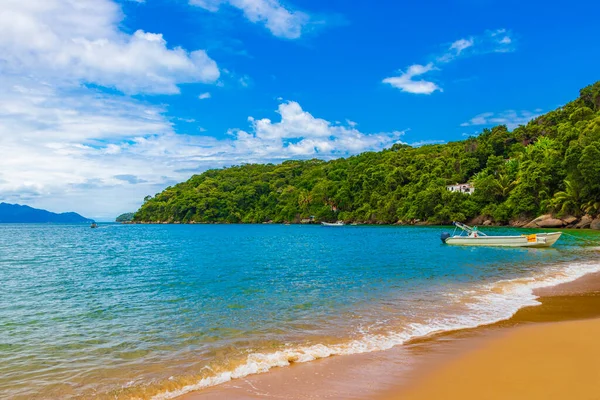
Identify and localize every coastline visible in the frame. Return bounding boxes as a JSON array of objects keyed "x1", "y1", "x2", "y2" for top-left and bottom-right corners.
[
  {"x1": 176, "y1": 267, "x2": 600, "y2": 400},
  {"x1": 121, "y1": 220, "x2": 600, "y2": 231},
  {"x1": 384, "y1": 273, "x2": 600, "y2": 400}
]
